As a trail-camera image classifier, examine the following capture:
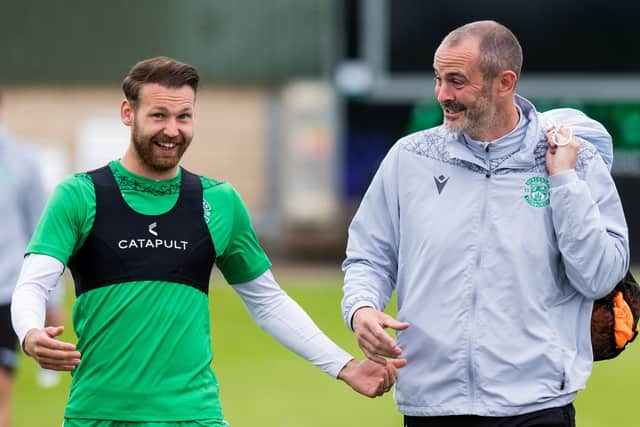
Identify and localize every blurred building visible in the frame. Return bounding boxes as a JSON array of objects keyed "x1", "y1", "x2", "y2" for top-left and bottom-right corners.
[
  {"x1": 0, "y1": 0, "x2": 343, "y2": 257},
  {"x1": 2, "y1": 1, "x2": 639, "y2": 261},
  {"x1": 336, "y1": 0, "x2": 640, "y2": 263}
]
